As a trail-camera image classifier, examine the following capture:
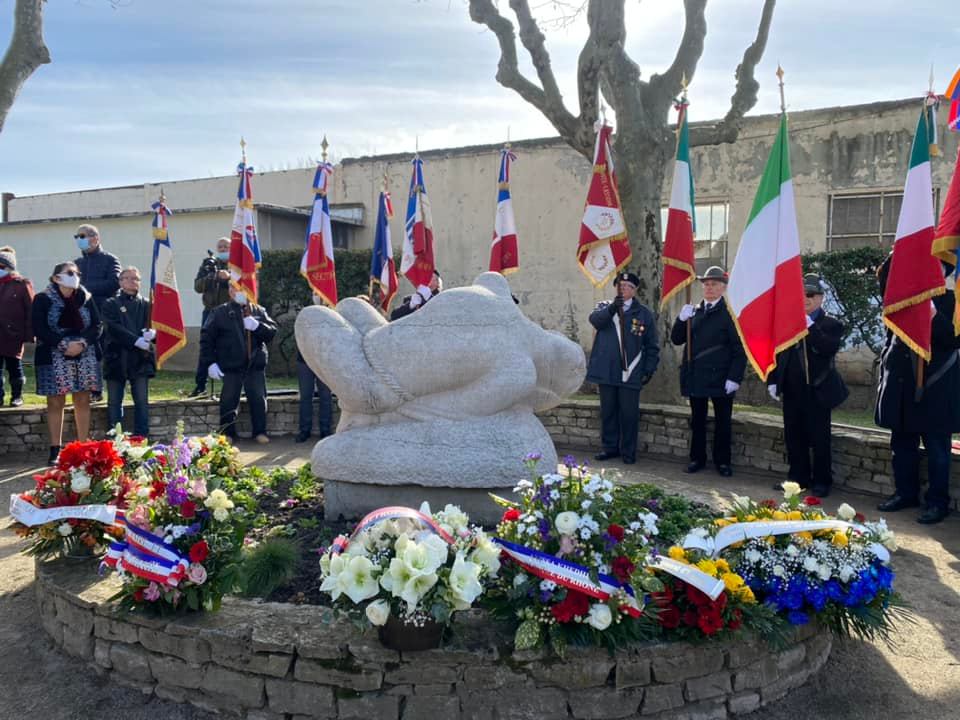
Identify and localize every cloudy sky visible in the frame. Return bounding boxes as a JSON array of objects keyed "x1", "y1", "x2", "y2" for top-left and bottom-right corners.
[{"x1": 1, "y1": 0, "x2": 956, "y2": 196}]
